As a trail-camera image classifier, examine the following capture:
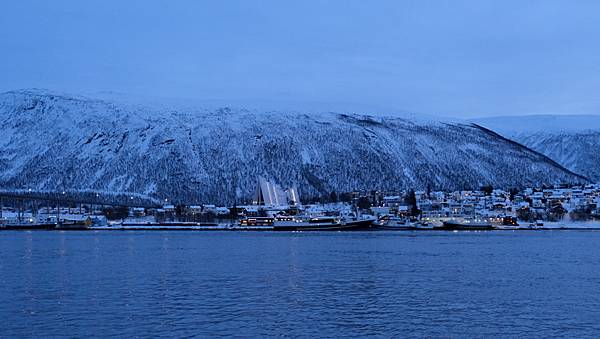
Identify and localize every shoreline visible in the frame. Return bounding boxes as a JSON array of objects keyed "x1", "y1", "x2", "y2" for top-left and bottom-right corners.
[{"x1": 4, "y1": 225, "x2": 600, "y2": 232}]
